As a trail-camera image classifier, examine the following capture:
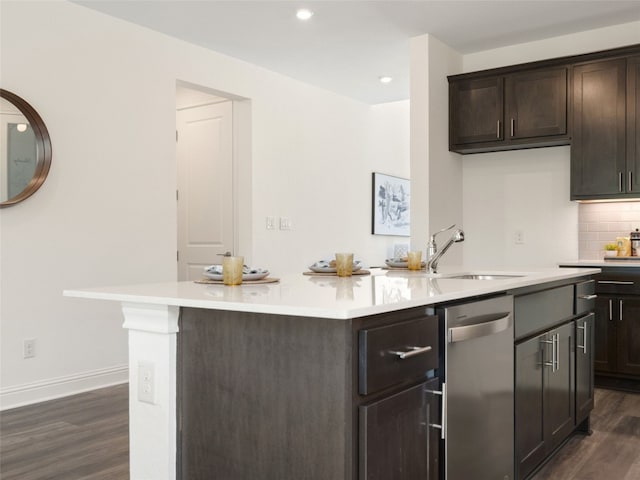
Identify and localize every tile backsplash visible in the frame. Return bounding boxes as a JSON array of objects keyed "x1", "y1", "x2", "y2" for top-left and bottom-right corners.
[{"x1": 579, "y1": 202, "x2": 640, "y2": 259}]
